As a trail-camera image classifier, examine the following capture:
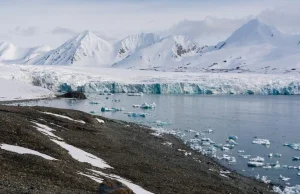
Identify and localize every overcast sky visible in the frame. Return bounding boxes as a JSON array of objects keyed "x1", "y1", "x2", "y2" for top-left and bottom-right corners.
[{"x1": 0, "y1": 0, "x2": 299, "y2": 47}]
